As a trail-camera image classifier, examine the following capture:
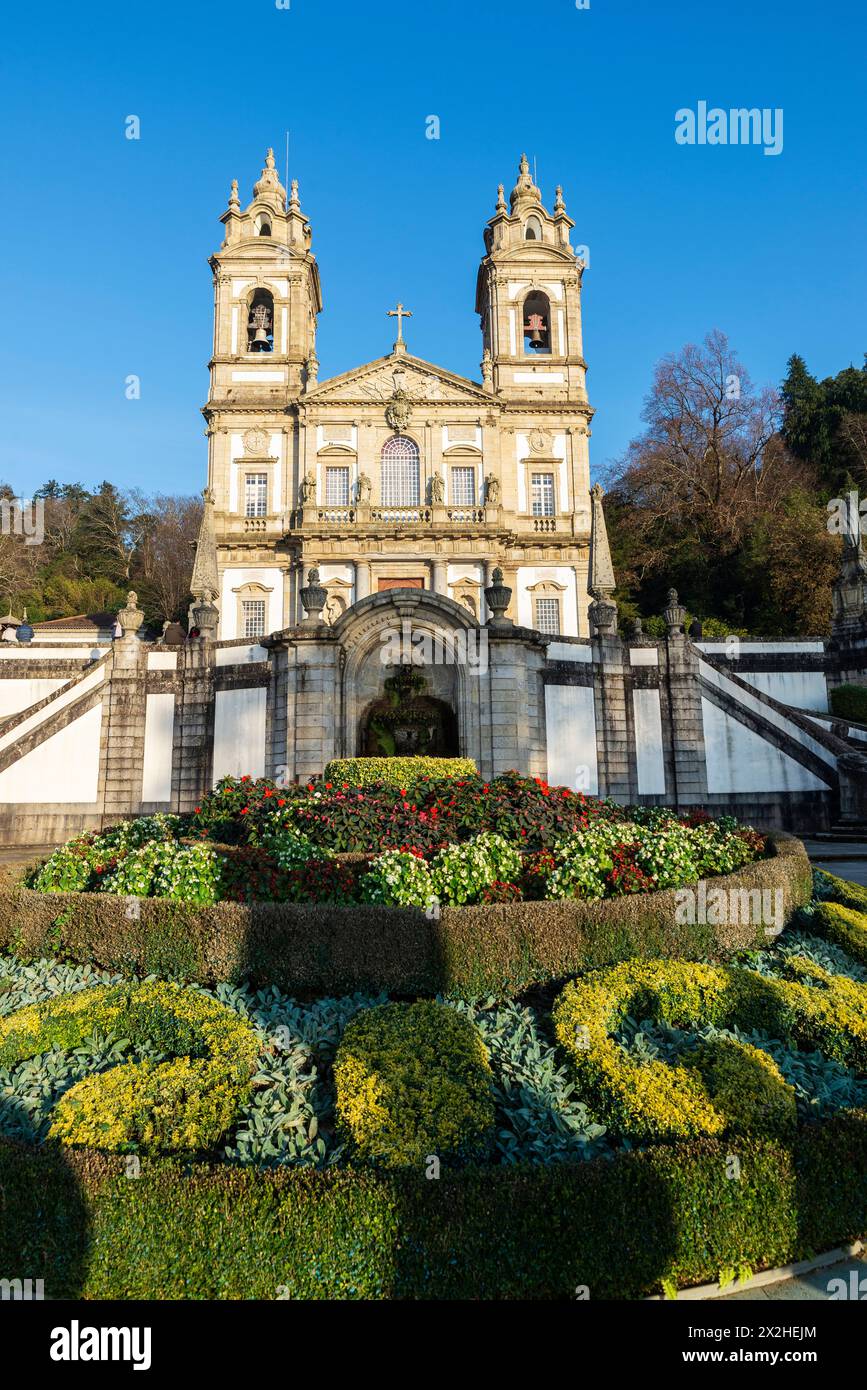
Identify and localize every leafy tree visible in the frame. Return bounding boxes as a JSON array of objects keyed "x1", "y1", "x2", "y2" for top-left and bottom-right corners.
[{"x1": 780, "y1": 352, "x2": 867, "y2": 490}]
